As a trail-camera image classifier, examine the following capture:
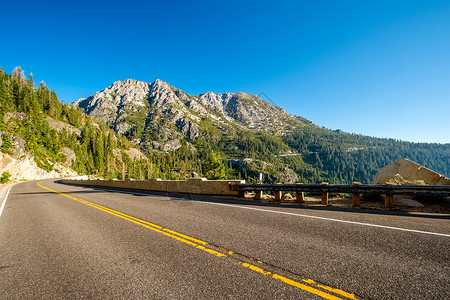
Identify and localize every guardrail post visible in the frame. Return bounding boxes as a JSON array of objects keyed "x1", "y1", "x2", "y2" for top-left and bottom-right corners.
[
  {"x1": 274, "y1": 183, "x2": 282, "y2": 202},
  {"x1": 385, "y1": 182, "x2": 394, "y2": 208},
  {"x1": 295, "y1": 183, "x2": 305, "y2": 203},
  {"x1": 229, "y1": 182, "x2": 245, "y2": 198},
  {"x1": 254, "y1": 181, "x2": 263, "y2": 200},
  {"x1": 385, "y1": 194, "x2": 394, "y2": 208},
  {"x1": 321, "y1": 182, "x2": 329, "y2": 205},
  {"x1": 352, "y1": 182, "x2": 361, "y2": 208}
]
